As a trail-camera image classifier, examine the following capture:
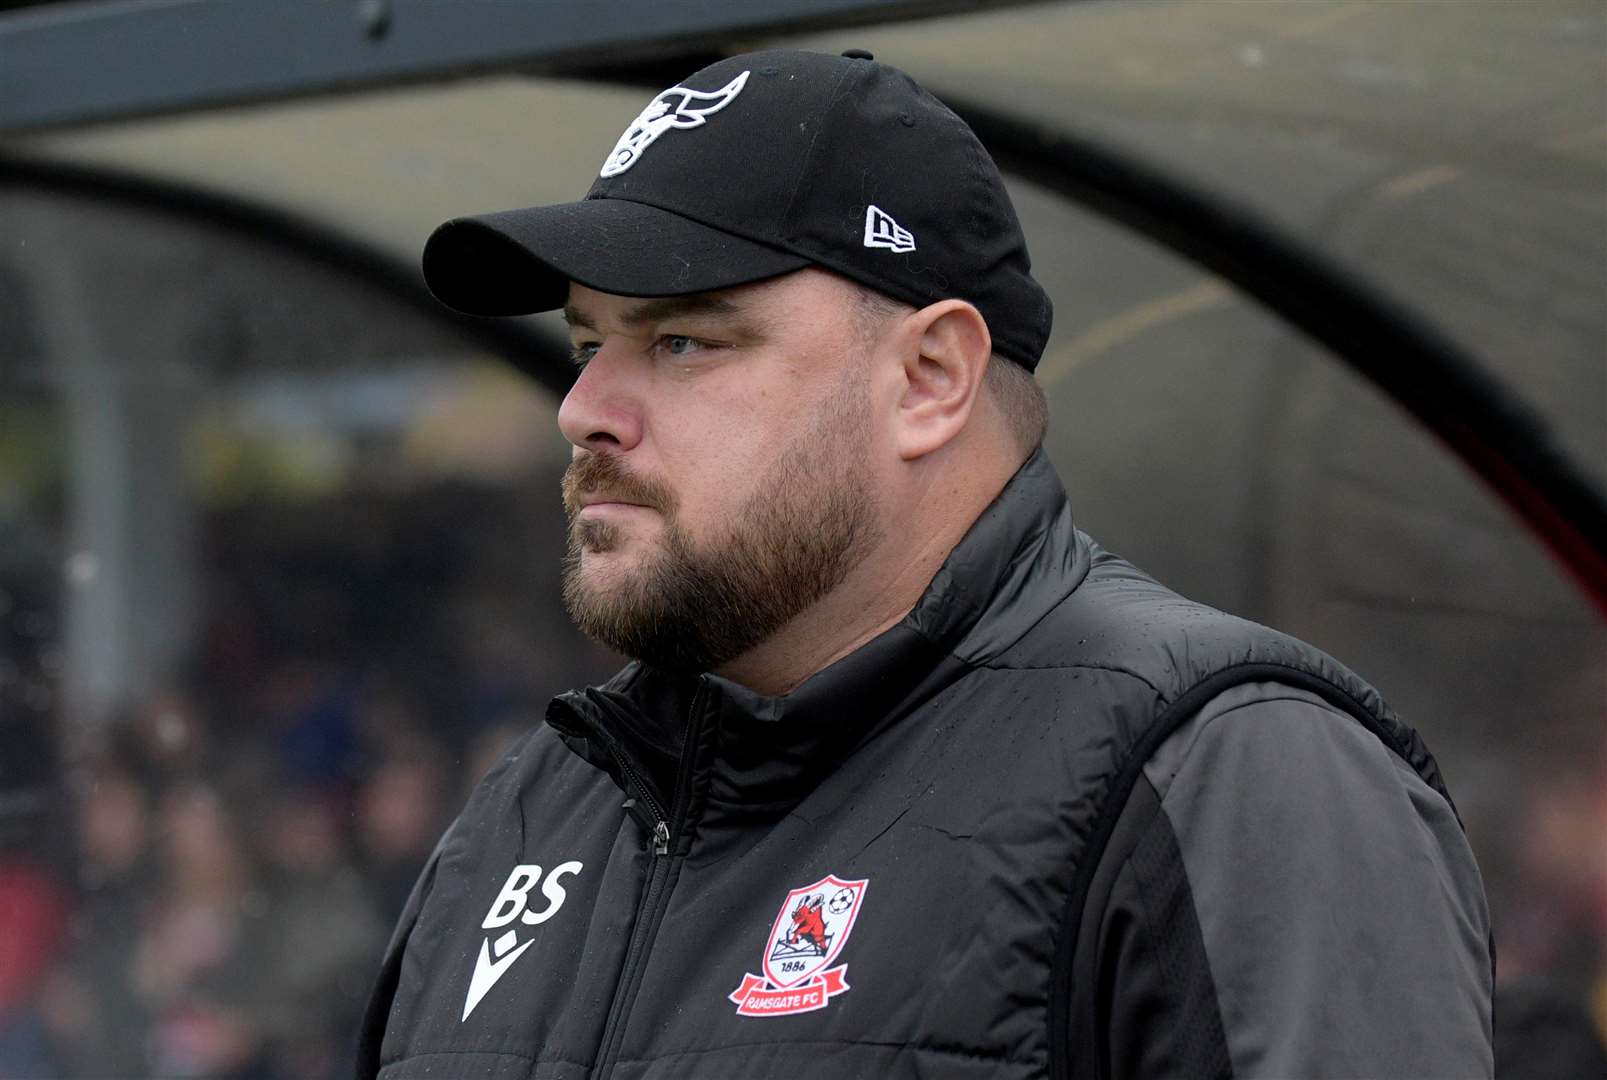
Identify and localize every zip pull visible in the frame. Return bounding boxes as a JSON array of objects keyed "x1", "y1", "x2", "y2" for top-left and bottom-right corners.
[{"x1": 652, "y1": 820, "x2": 670, "y2": 856}]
